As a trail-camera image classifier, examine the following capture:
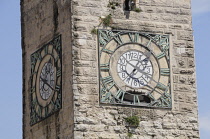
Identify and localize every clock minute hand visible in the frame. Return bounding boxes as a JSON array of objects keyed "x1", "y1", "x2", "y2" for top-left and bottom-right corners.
[
  {"x1": 121, "y1": 55, "x2": 159, "y2": 87},
  {"x1": 122, "y1": 55, "x2": 137, "y2": 68},
  {"x1": 123, "y1": 70, "x2": 137, "y2": 79},
  {"x1": 134, "y1": 66, "x2": 158, "y2": 84},
  {"x1": 145, "y1": 51, "x2": 152, "y2": 60},
  {"x1": 144, "y1": 51, "x2": 152, "y2": 62},
  {"x1": 40, "y1": 76, "x2": 55, "y2": 91},
  {"x1": 135, "y1": 51, "x2": 152, "y2": 71},
  {"x1": 121, "y1": 55, "x2": 157, "y2": 83},
  {"x1": 122, "y1": 56, "x2": 146, "y2": 77}
]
